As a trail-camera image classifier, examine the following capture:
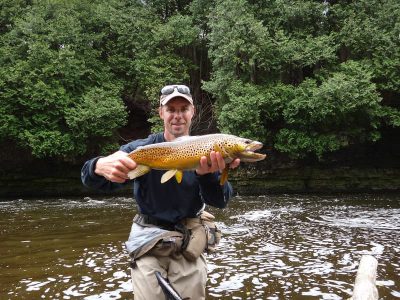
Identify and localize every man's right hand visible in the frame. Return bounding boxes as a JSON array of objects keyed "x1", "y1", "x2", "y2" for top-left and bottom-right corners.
[{"x1": 95, "y1": 151, "x2": 137, "y2": 183}]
